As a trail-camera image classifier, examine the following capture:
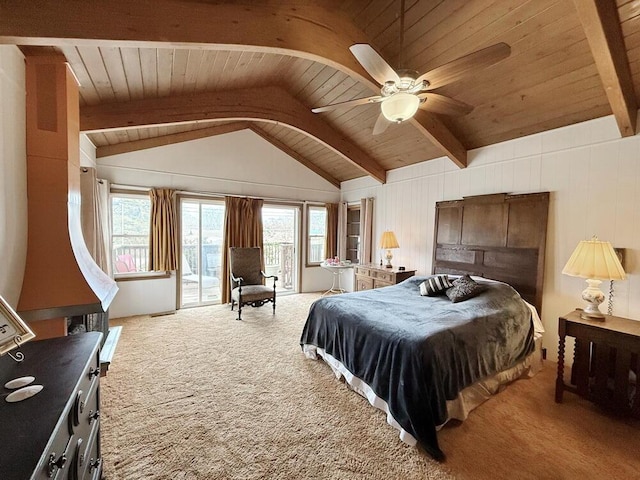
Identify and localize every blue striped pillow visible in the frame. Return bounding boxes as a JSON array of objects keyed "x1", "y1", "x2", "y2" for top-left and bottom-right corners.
[{"x1": 419, "y1": 275, "x2": 453, "y2": 296}]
